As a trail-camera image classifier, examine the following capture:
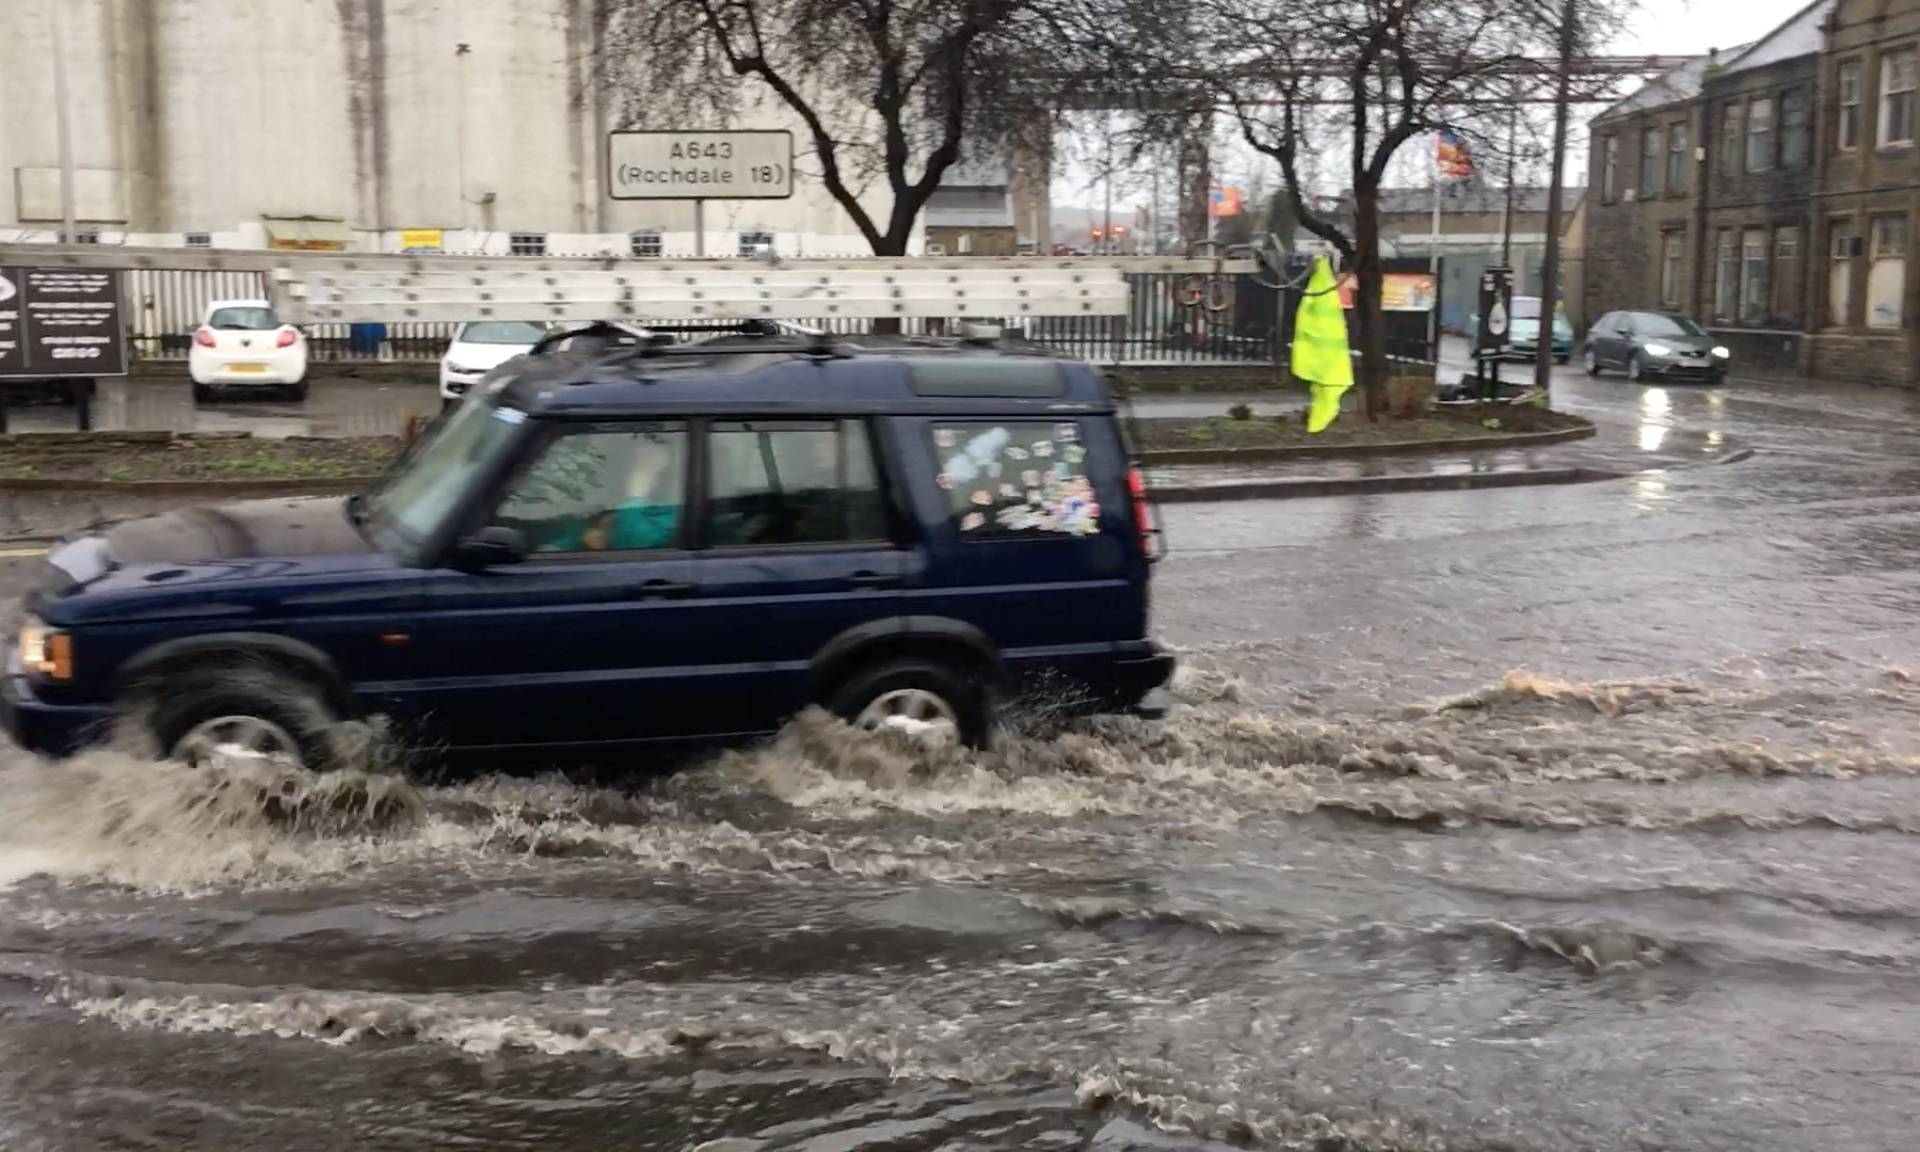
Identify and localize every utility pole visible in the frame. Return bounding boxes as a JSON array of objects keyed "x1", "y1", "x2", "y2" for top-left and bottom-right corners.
[
  {"x1": 50, "y1": 1, "x2": 77, "y2": 243},
  {"x1": 1534, "y1": 0, "x2": 1577, "y2": 393},
  {"x1": 1102, "y1": 114, "x2": 1115, "y2": 256}
]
